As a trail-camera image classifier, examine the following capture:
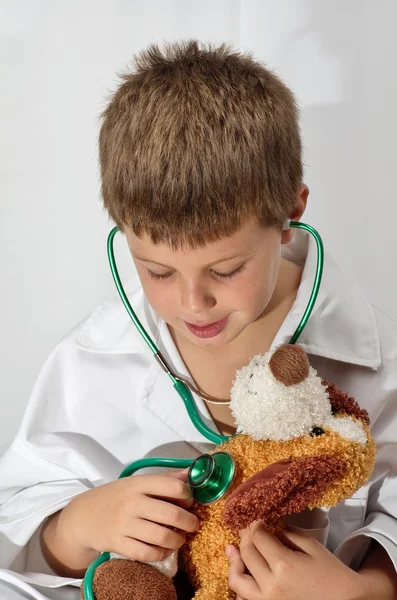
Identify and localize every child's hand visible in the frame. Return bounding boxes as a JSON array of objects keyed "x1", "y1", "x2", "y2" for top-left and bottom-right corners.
[
  {"x1": 227, "y1": 521, "x2": 369, "y2": 600},
  {"x1": 59, "y1": 469, "x2": 199, "y2": 564}
]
